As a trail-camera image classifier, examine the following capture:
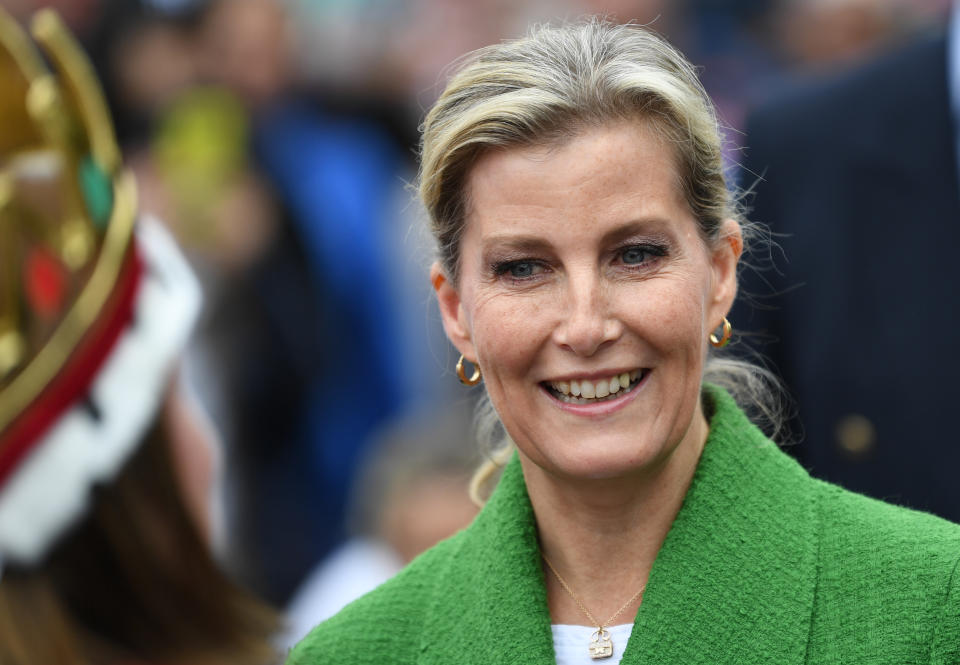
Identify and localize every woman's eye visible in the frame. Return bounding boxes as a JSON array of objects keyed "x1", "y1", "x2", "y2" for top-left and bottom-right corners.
[
  {"x1": 621, "y1": 247, "x2": 649, "y2": 264},
  {"x1": 494, "y1": 260, "x2": 544, "y2": 280},
  {"x1": 618, "y1": 244, "x2": 666, "y2": 266},
  {"x1": 509, "y1": 262, "x2": 537, "y2": 278}
]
